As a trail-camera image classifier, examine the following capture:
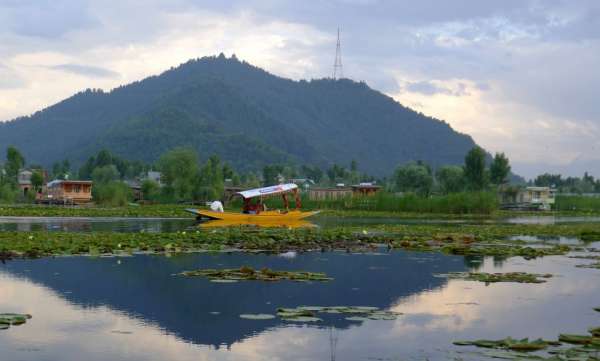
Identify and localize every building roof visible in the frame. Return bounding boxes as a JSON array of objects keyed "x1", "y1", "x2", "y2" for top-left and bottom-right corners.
[
  {"x1": 237, "y1": 183, "x2": 298, "y2": 199},
  {"x1": 352, "y1": 183, "x2": 381, "y2": 189},
  {"x1": 47, "y1": 179, "x2": 93, "y2": 187},
  {"x1": 525, "y1": 186, "x2": 553, "y2": 191}
]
